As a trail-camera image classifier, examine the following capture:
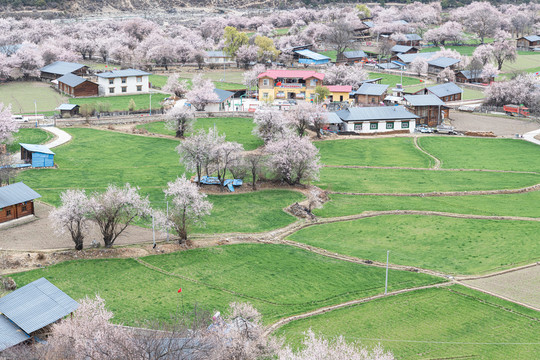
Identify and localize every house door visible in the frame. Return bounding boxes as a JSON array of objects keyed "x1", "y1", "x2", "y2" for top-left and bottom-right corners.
[{"x1": 288, "y1": 92, "x2": 296, "y2": 99}]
